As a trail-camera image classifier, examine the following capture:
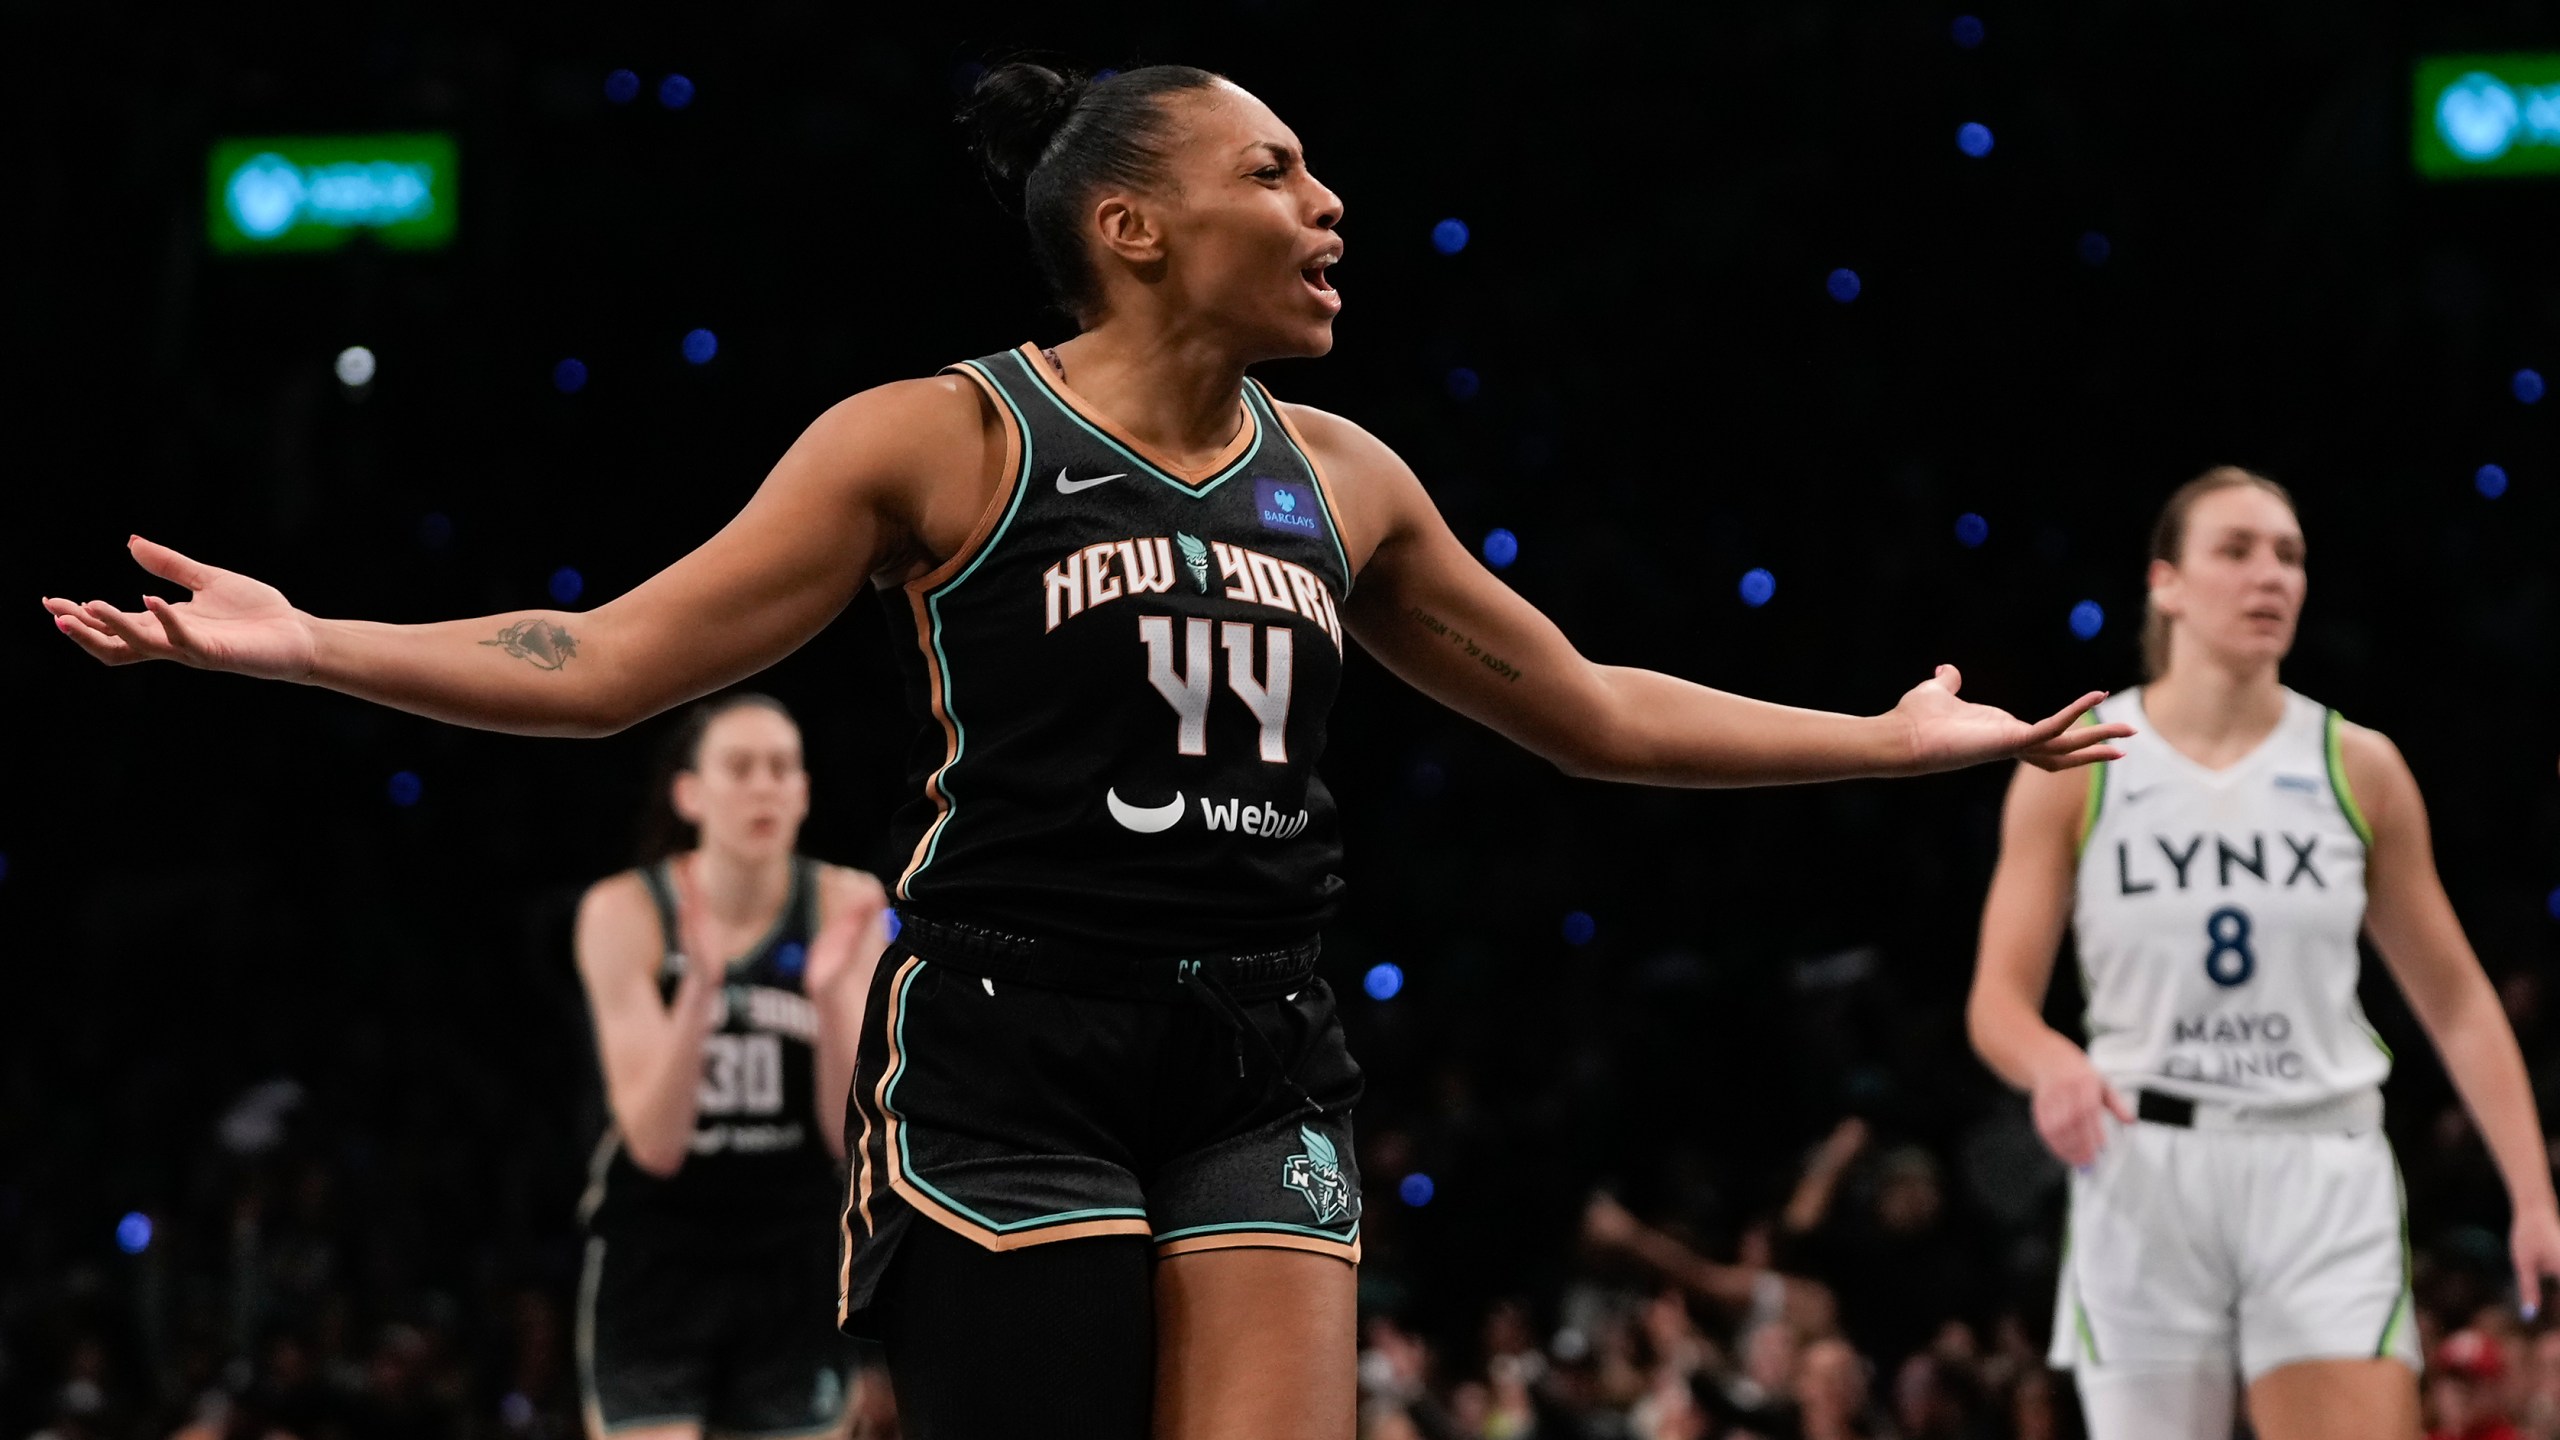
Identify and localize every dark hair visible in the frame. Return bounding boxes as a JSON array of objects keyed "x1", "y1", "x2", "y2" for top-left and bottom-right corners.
[
  {"x1": 2140, "y1": 465, "x2": 2298, "y2": 680},
  {"x1": 959, "y1": 61, "x2": 1226, "y2": 320},
  {"x1": 630, "y1": 692, "x2": 797, "y2": 866}
]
